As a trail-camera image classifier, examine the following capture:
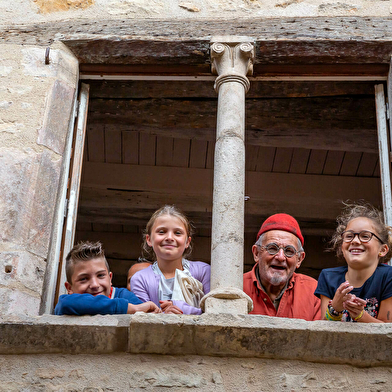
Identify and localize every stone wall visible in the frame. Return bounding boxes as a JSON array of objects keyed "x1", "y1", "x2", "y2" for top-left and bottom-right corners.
[
  {"x1": 0, "y1": 0, "x2": 391, "y2": 23},
  {"x1": 0, "y1": 43, "x2": 78, "y2": 316},
  {"x1": 2, "y1": 352, "x2": 391, "y2": 391}
]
